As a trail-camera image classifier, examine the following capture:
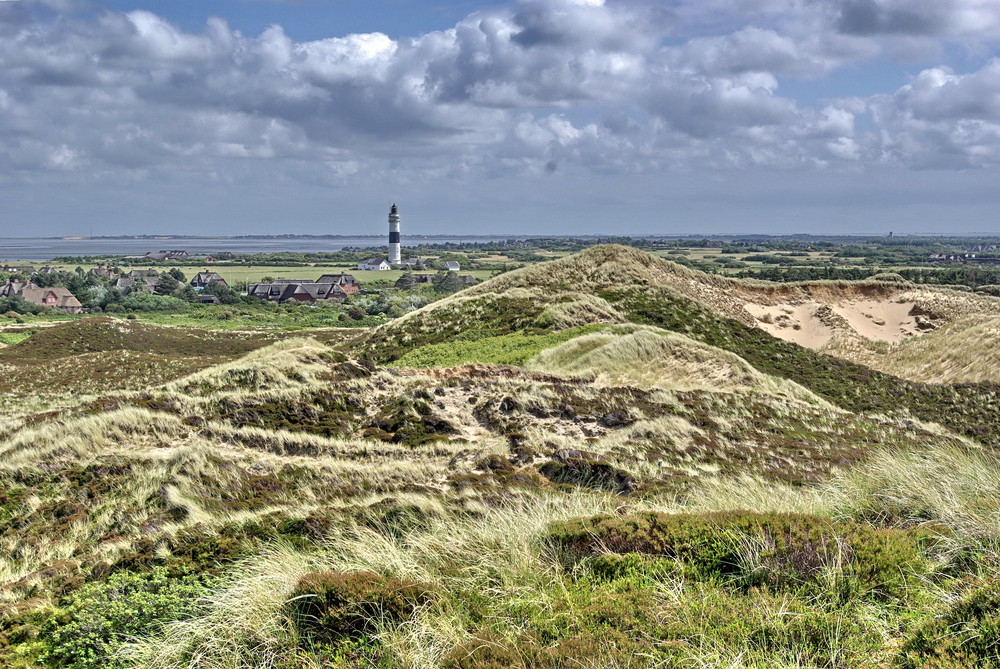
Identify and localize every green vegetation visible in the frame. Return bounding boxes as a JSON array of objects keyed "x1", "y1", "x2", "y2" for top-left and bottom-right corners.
[
  {"x1": 602, "y1": 285, "x2": 1000, "y2": 443},
  {"x1": 35, "y1": 569, "x2": 216, "y2": 669},
  {"x1": 391, "y1": 325, "x2": 607, "y2": 368},
  {"x1": 2, "y1": 244, "x2": 1000, "y2": 667},
  {"x1": 0, "y1": 332, "x2": 31, "y2": 345}
]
